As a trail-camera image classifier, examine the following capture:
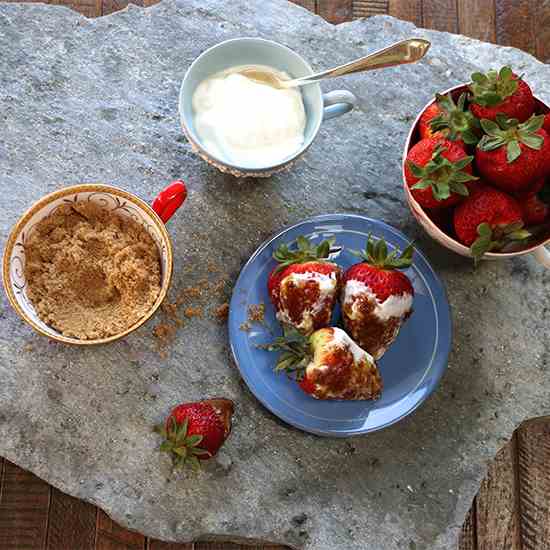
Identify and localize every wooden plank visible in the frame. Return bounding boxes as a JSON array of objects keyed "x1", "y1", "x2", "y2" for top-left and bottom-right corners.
[
  {"x1": 516, "y1": 418, "x2": 550, "y2": 549},
  {"x1": 534, "y1": 0, "x2": 550, "y2": 63},
  {"x1": 422, "y1": 0, "x2": 459, "y2": 33},
  {"x1": 288, "y1": 0, "x2": 316, "y2": 13},
  {"x1": 96, "y1": 510, "x2": 146, "y2": 549},
  {"x1": 147, "y1": 541, "x2": 193, "y2": 549},
  {"x1": 352, "y1": 0, "x2": 389, "y2": 18},
  {"x1": 317, "y1": 0, "x2": 353, "y2": 23},
  {"x1": 102, "y1": 0, "x2": 130, "y2": 15},
  {"x1": 45, "y1": 488, "x2": 97, "y2": 550},
  {"x1": 475, "y1": 436, "x2": 520, "y2": 549},
  {"x1": 457, "y1": 0, "x2": 496, "y2": 42},
  {"x1": 458, "y1": 502, "x2": 477, "y2": 550},
  {"x1": 495, "y1": 0, "x2": 537, "y2": 57},
  {"x1": 388, "y1": 0, "x2": 422, "y2": 26},
  {"x1": 52, "y1": 0, "x2": 102, "y2": 18},
  {"x1": 0, "y1": 461, "x2": 51, "y2": 550}
]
